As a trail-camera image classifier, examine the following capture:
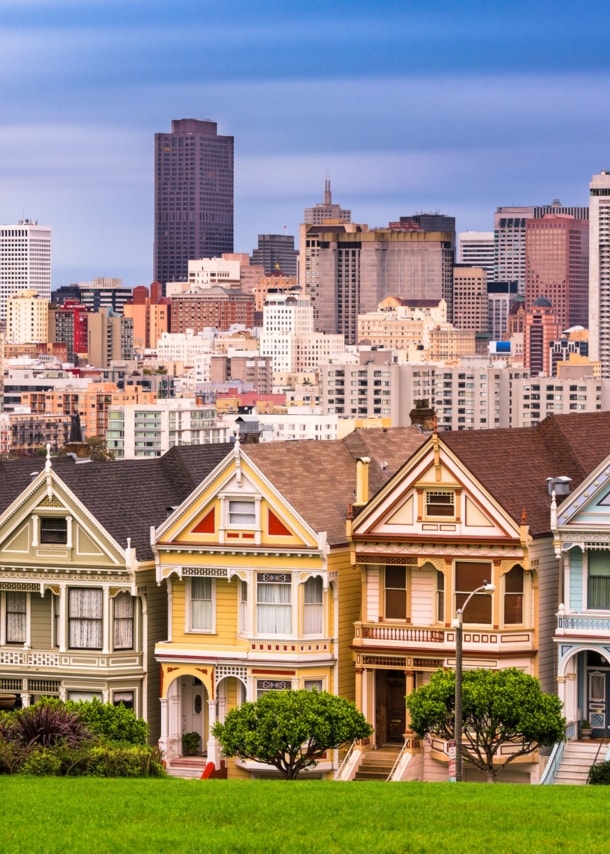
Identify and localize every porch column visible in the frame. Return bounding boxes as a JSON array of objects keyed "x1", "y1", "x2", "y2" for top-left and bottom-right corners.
[
  {"x1": 404, "y1": 670, "x2": 416, "y2": 735},
  {"x1": 206, "y1": 700, "x2": 220, "y2": 766},
  {"x1": 58, "y1": 585, "x2": 67, "y2": 652},
  {"x1": 158, "y1": 698, "x2": 169, "y2": 756},
  {"x1": 102, "y1": 587, "x2": 111, "y2": 654}
]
